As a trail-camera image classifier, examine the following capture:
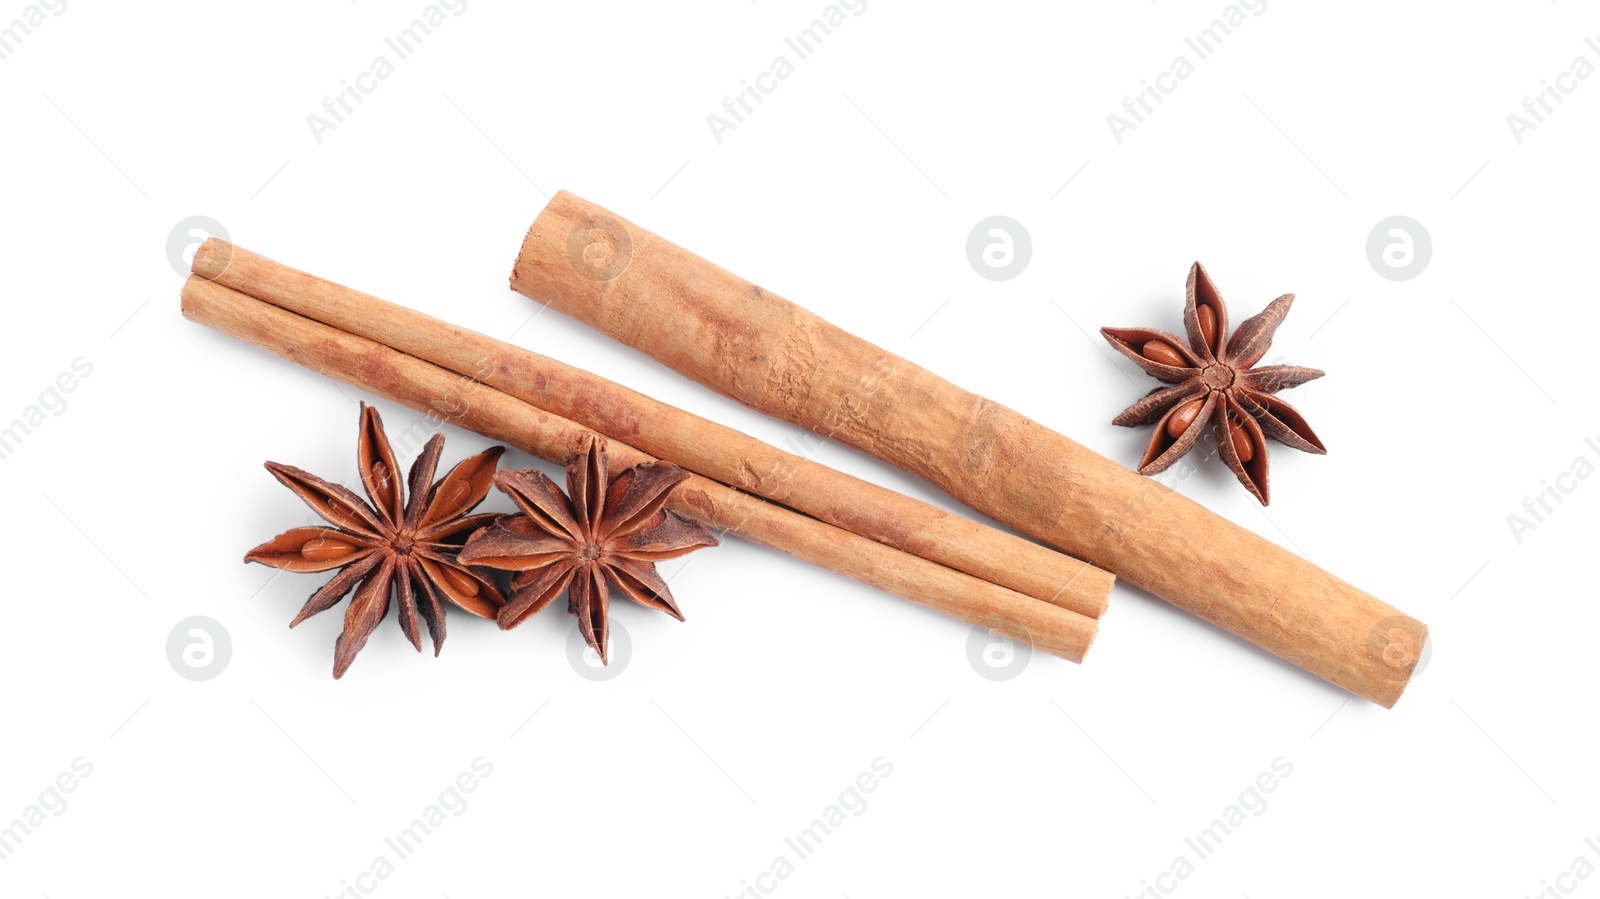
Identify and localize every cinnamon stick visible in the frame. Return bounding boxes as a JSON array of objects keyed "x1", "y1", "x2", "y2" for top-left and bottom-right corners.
[
  {"x1": 190, "y1": 238, "x2": 1111, "y2": 620},
  {"x1": 181, "y1": 275, "x2": 1100, "y2": 662},
  {"x1": 510, "y1": 191, "x2": 1429, "y2": 707}
]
